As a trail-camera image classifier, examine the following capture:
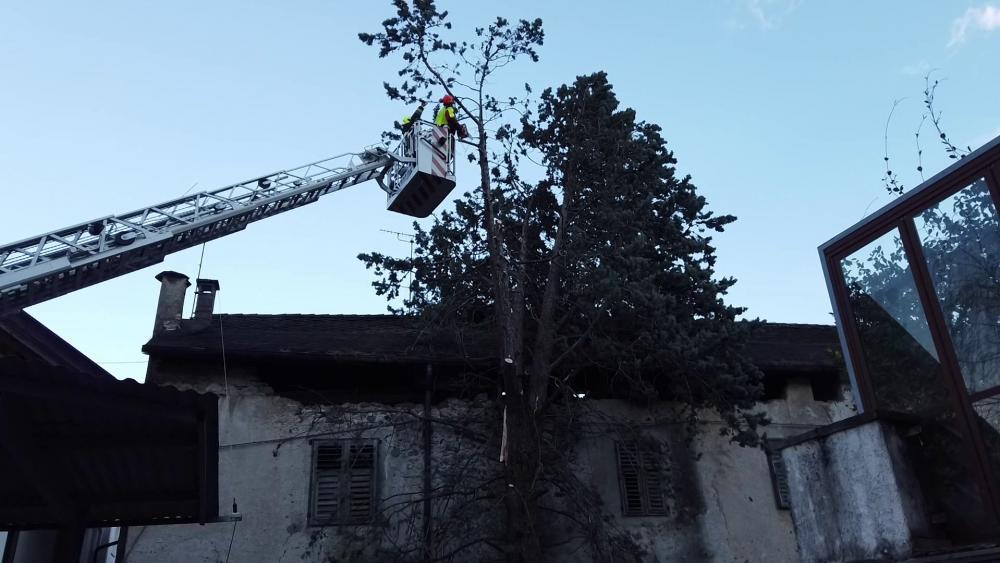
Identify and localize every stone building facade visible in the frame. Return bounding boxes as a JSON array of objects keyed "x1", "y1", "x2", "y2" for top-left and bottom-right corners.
[{"x1": 126, "y1": 272, "x2": 852, "y2": 562}]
